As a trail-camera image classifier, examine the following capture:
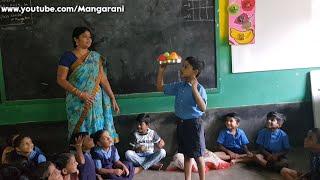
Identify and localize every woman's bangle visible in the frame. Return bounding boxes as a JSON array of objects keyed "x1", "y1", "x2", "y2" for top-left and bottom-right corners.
[
  {"x1": 71, "y1": 87, "x2": 77, "y2": 94},
  {"x1": 74, "y1": 89, "x2": 81, "y2": 97},
  {"x1": 79, "y1": 92, "x2": 83, "y2": 98},
  {"x1": 71, "y1": 87, "x2": 84, "y2": 98}
]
